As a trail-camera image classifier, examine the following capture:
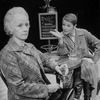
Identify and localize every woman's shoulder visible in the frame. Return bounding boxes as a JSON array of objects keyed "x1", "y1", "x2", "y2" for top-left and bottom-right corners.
[
  {"x1": 0, "y1": 44, "x2": 10, "y2": 54},
  {"x1": 0, "y1": 43, "x2": 17, "y2": 60},
  {"x1": 26, "y1": 42, "x2": 33, "y2": 47},
  {"x1": 76, "y1": 27, "x2": 88, "y2": 32},
  {"x1": 76, "y1": 28, "x2": 91, "y2": 35},
  {"x1": 26, "y1": 42, "x2": 39, "y2": 53},
  {"x1": 26, "y1": 42, "x2": 37, "y2": 49}
]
